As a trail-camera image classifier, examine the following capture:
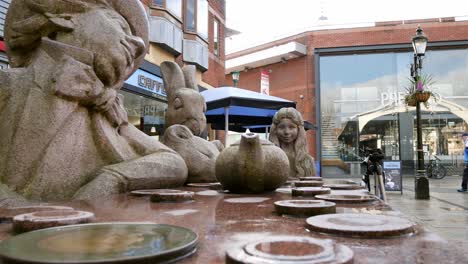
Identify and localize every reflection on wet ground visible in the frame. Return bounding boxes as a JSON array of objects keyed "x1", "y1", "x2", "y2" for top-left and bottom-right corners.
[{"x1": 0, "y1": 182, "x2": 466, "y2": 263}]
